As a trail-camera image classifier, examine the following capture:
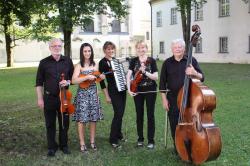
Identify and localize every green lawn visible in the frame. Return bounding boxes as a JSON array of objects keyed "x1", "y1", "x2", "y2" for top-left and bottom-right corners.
[{"x1": 0, "y1": 62, "x2": 250, "y2": 166}]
